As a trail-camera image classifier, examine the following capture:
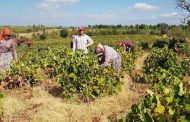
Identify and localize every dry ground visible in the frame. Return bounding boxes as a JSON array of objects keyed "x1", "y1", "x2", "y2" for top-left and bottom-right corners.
[
  {"x1": 134, "y1": 53, "x2": 149, "y2": 70},
  {"x1": 2, "y1": 53, "x2": 149, "y2": 122},
  {"x1": 17, "y1": 29, "x2": 61, "y2": 38}
]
